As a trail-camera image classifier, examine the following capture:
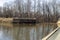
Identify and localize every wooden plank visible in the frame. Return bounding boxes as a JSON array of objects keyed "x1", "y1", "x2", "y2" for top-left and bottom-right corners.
[
  {"x1": 13, "y1": 18, "x2": 36, "y2": 23},
  {"x1": 13, "y1": 18, "x2": 36, "y2": 20}
]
